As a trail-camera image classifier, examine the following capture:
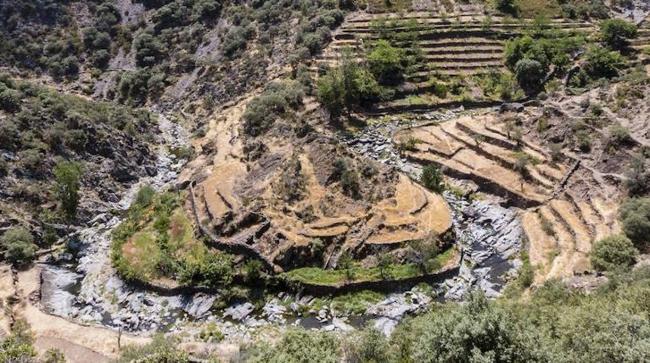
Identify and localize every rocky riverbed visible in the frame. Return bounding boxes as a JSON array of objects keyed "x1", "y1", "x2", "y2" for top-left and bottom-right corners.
[
  {"x1": 39, "y1": 107, "x2": 523, "y2": 341},
  {"x1": 344, "y1": 107, "x2": 524, "y2": 300}
]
